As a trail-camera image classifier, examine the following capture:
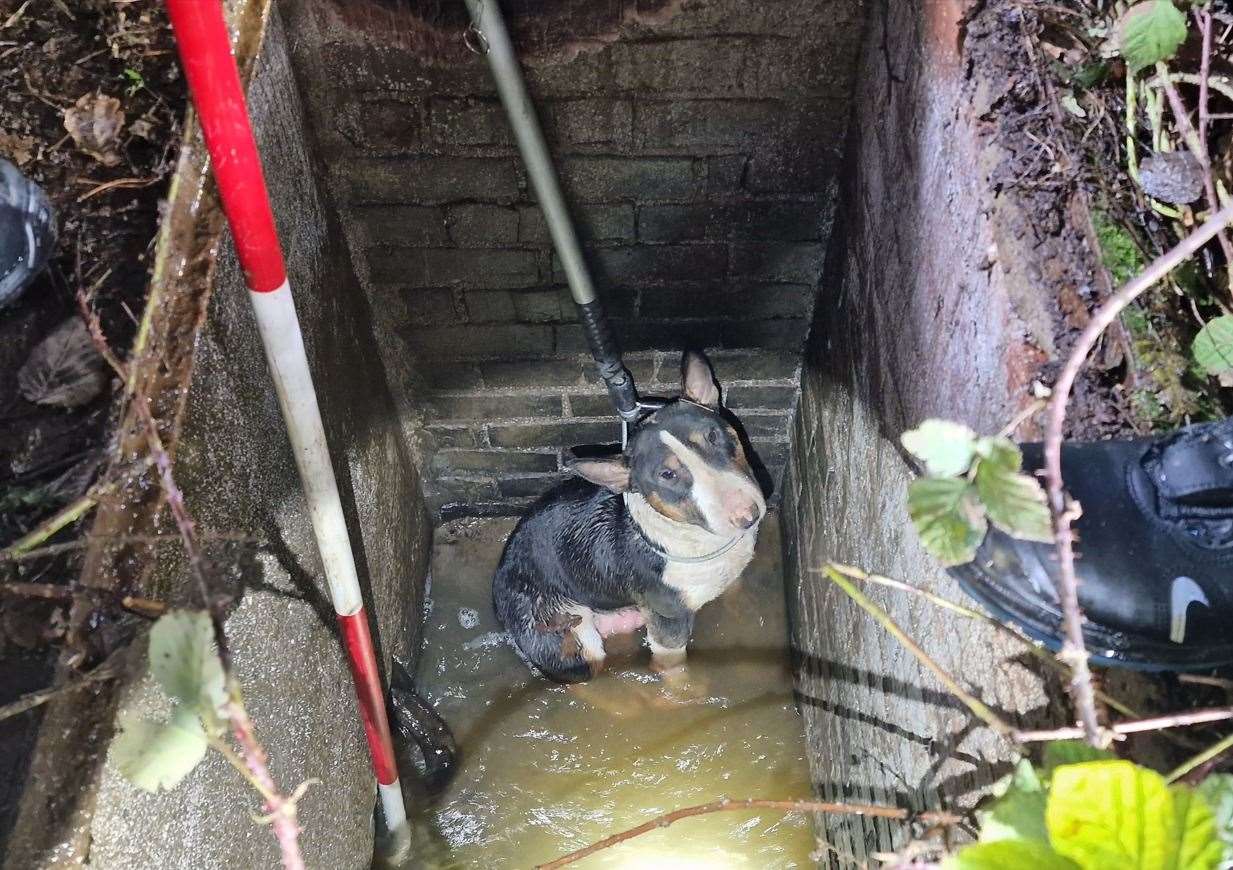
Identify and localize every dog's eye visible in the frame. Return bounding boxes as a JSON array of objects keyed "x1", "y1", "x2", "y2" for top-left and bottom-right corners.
[
  {"x1": 706, "y1": 428, "x2": 720, "y2": 445},
  {"x1": 659, "y1": 468, "x2": 676, "y2": 481}
]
